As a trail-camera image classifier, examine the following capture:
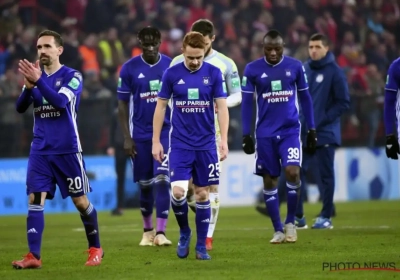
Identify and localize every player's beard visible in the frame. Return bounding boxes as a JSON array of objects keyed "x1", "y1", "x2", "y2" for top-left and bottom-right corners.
[{"x1": 40, "y1": 56, "x2": 51, "y2": 66}]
